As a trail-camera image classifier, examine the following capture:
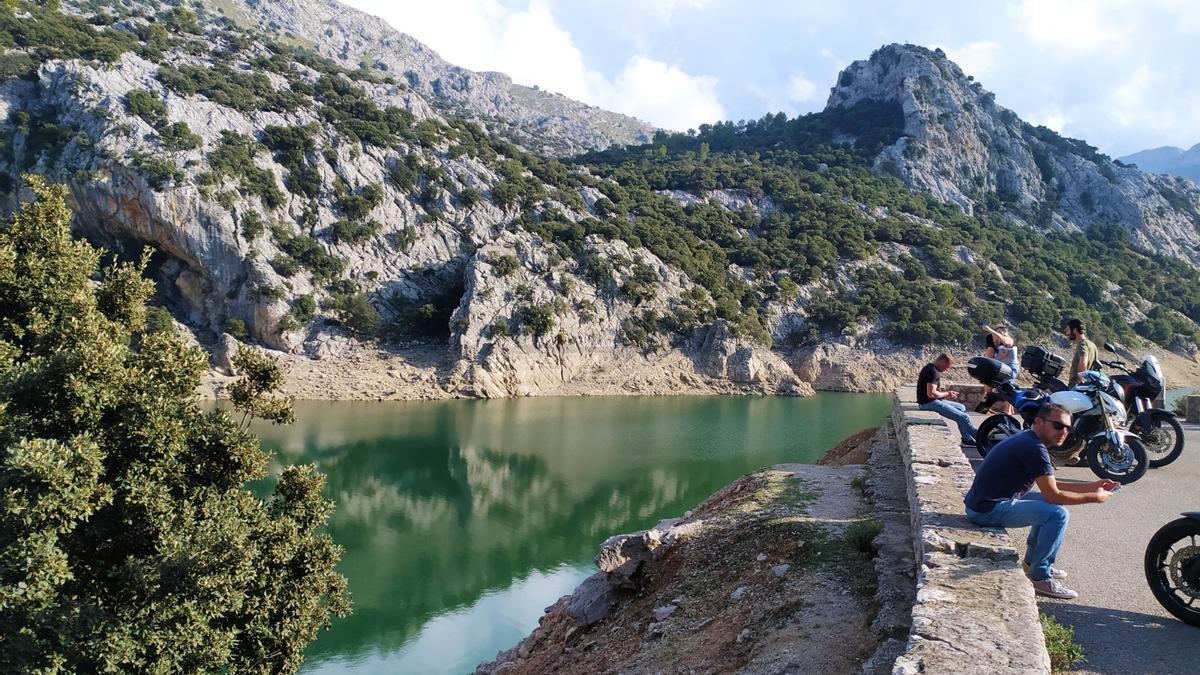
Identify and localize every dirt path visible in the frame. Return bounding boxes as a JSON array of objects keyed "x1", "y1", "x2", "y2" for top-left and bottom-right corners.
[{"x1": 476, "y1": 465, "x2": 884, "y2": 675}]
